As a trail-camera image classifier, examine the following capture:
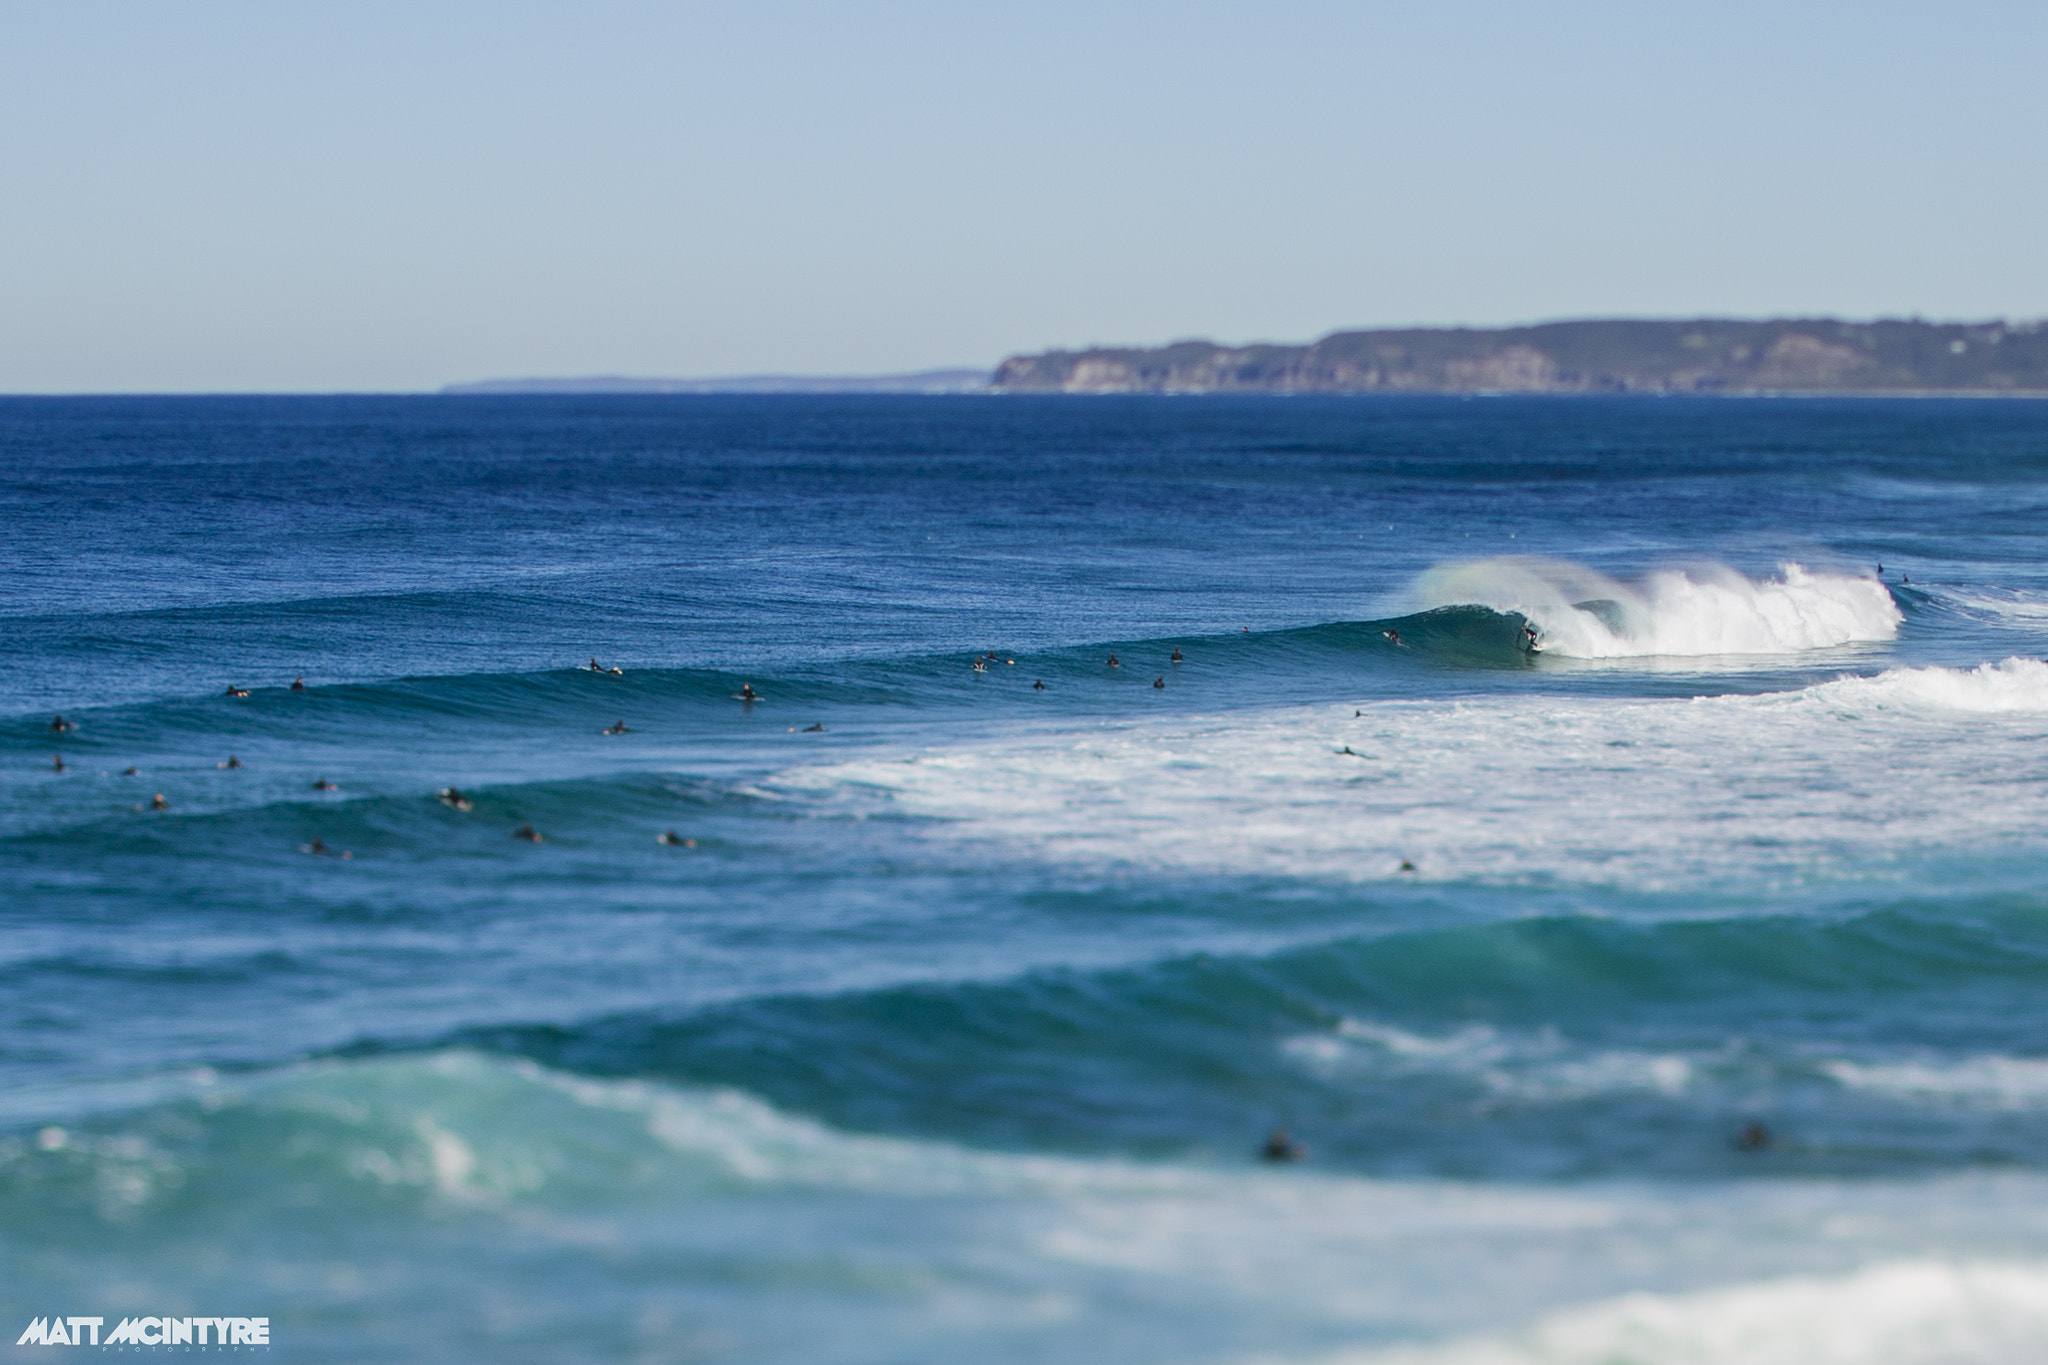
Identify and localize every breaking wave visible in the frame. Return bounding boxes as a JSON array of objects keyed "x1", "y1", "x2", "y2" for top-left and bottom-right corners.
[
  {"x1": 1807, "y1": 656, "x2": 2048, "y2": 714},
  {"x1": 1410, "y1": 558, "x2": 1900, "y2": 659},
  {"x1": 782, "y1": 658, "x2": 2048, "y2": 892},
  {"x1": 15, "y1": 1050, "x2": 2048, "y2": 1365}
]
